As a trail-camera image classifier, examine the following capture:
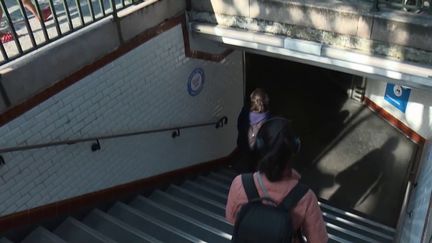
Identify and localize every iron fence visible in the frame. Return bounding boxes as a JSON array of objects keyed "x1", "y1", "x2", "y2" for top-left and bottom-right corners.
[
  {"x1": 374, "y1": 0, "x2": 431, "y2": 13},
  {"x1": 0, "y1": 0, "x2": 139, "y2": 65}
]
